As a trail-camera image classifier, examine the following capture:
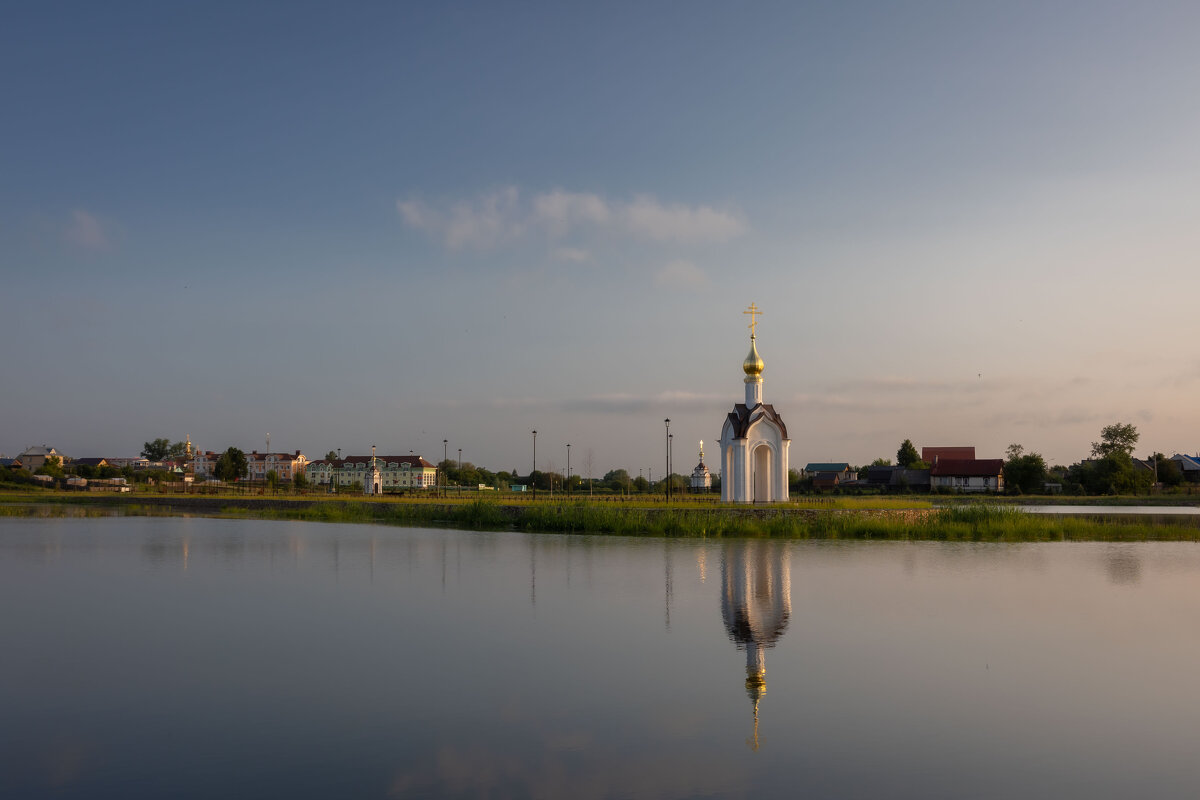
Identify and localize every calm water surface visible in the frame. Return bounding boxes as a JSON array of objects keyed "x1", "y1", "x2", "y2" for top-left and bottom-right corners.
[{"x1": 4, "y1": 516, "x2": 1200, "y2": 799}]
